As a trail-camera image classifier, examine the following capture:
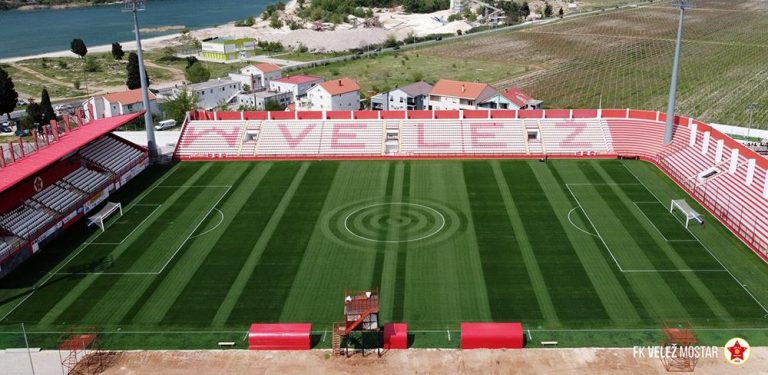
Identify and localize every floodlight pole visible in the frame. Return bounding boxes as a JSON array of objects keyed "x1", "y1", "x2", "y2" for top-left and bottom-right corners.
[
  {"x1": 747, "y1": 103, "x2": 758, "y2": 139},
  {"x1": 664, "y1": 1, "x2": 692, "y2": 145},
  {"x1": 124, "y1": 0, "x2": 157, "y2": 159}
]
